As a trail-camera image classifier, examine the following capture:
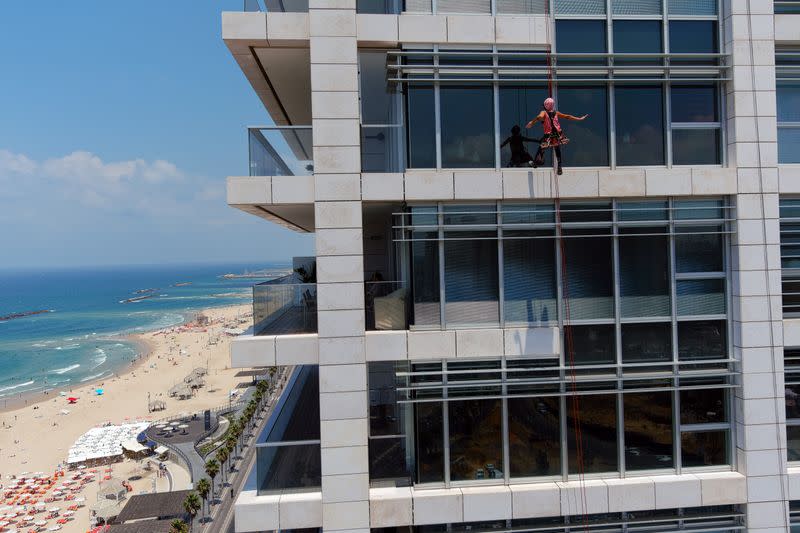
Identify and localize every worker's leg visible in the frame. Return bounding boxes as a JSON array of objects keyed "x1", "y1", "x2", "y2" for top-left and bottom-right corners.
[{"x1": 554, "y1": 145, "x2": 563, "y2": 175}]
